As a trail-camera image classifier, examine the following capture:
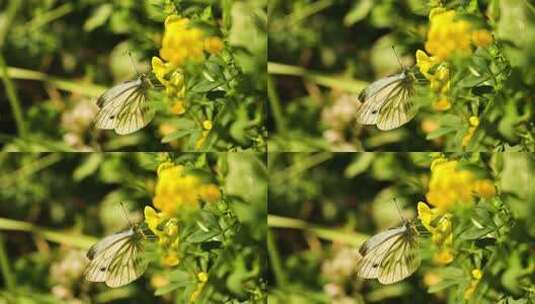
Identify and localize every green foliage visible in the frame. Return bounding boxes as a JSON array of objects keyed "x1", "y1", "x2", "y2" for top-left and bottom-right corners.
[
  {"x1": 268, "y1": 0, "x2": 535, "y2": 151},
  {"x1": 0, "y1": 152, "x2": 266, "y2": 303},
  {"x1": 0, "y1": 0, "x2": 266, "y2": 151},
  {"x1": 268, "y1": 152, "x2": 535, "y2": 303}
]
